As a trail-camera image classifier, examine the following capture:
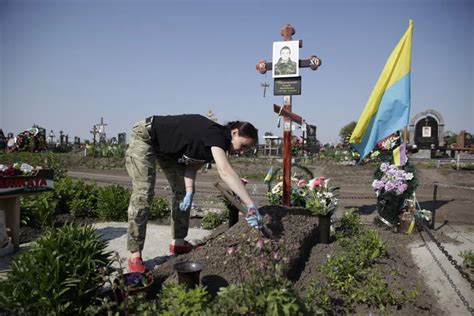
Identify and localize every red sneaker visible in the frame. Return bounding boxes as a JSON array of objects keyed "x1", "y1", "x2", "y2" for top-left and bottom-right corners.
[
  {"x1": 169, "y1": 241, "x2": 198, "y2": 255},
  {"x1": 128, "y1": 257, "x2": 145, "y2": 273}
]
